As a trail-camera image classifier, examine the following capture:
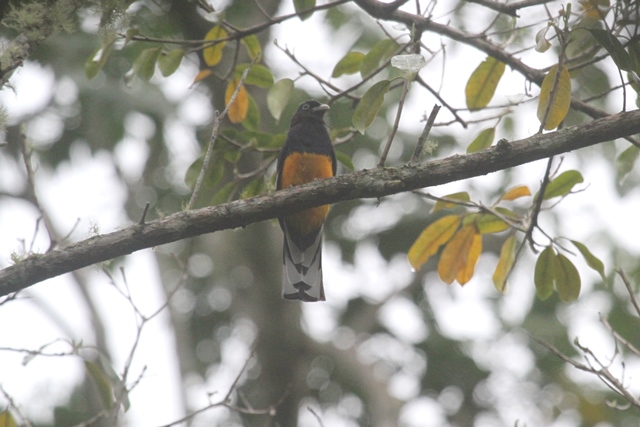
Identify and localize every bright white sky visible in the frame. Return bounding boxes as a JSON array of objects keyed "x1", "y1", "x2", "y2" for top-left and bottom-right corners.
[{"x1": 1, "y1": 1, "x2": 640, "y2": 426}]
